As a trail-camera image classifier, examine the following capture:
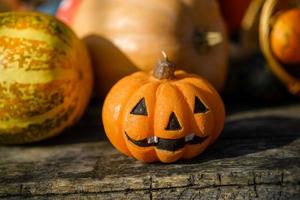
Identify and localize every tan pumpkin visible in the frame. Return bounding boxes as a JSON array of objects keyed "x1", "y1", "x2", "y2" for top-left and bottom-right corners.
[
  {"x1": 57, "y1": 0, "x2": 228, "y2": 97},
  {"x1": 0, "y1": 12, "x2": 93, "y2": 144},
  {"x1": 102, "y1": 53, "x2": 225, "y2": 163}
]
